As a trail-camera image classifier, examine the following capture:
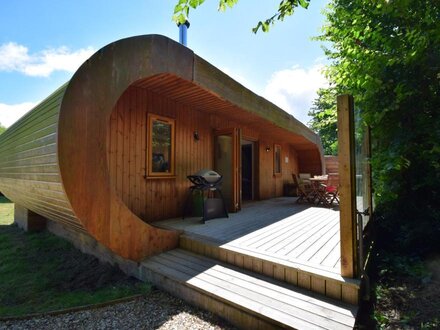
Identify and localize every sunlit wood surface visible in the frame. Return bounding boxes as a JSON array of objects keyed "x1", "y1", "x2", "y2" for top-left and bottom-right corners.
[{"x1": 156, "y1": 197, "x2": 341, "y2": 274}]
